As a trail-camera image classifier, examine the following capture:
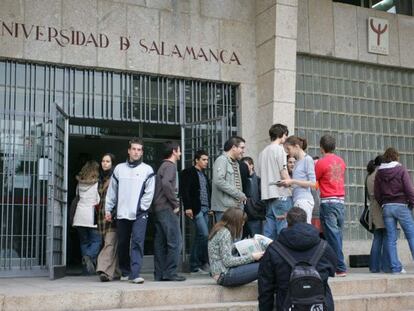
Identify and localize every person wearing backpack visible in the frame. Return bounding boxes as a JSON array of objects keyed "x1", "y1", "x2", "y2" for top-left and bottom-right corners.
[{"x1": 258, "y1": 207, "x2": 337, "y2": 311}]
